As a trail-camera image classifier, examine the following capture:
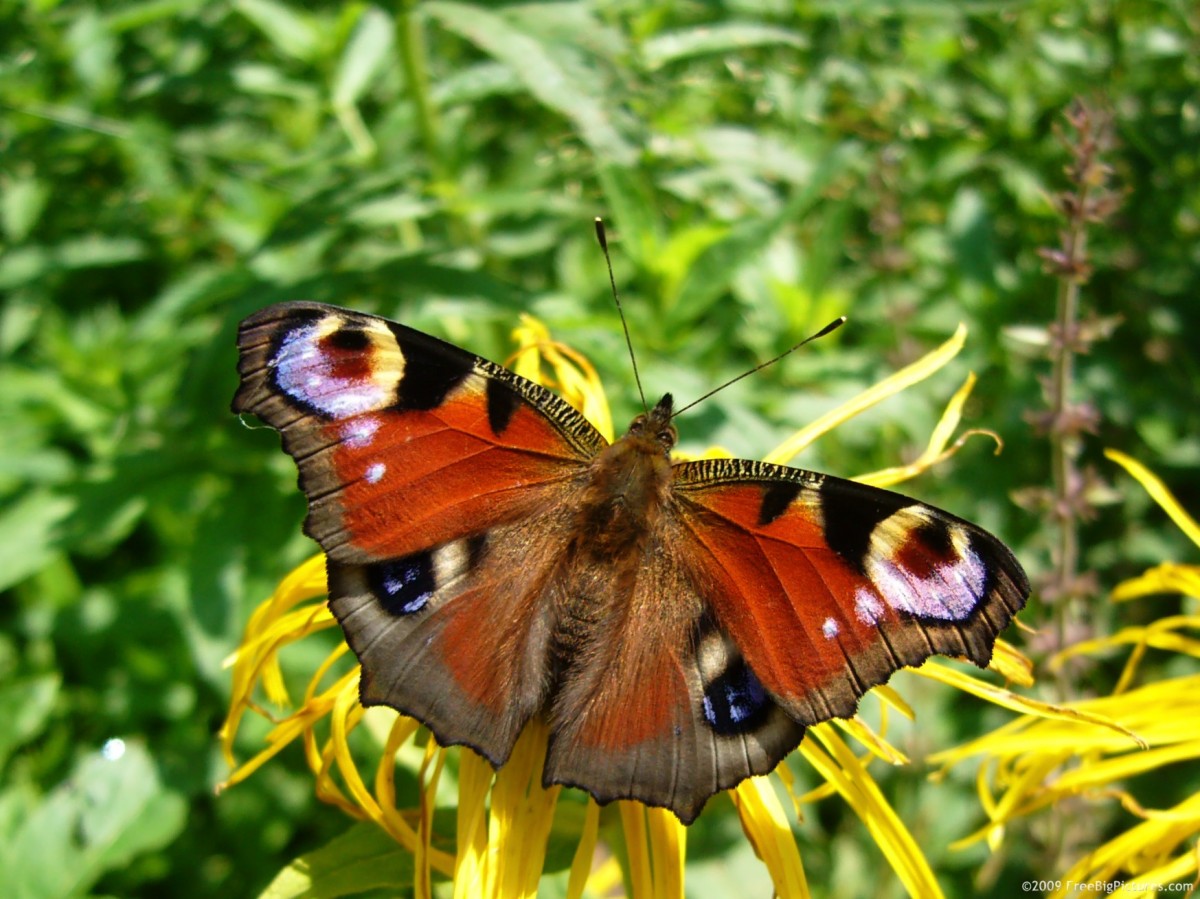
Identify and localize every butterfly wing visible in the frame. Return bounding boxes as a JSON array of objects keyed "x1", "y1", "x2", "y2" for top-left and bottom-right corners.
[
  {"x1": 233, "y1": 301, "x2": 608, "y2": 764},
  {"x1": 672, "y1": 458, "x2": 1028, "y2": 727}
]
